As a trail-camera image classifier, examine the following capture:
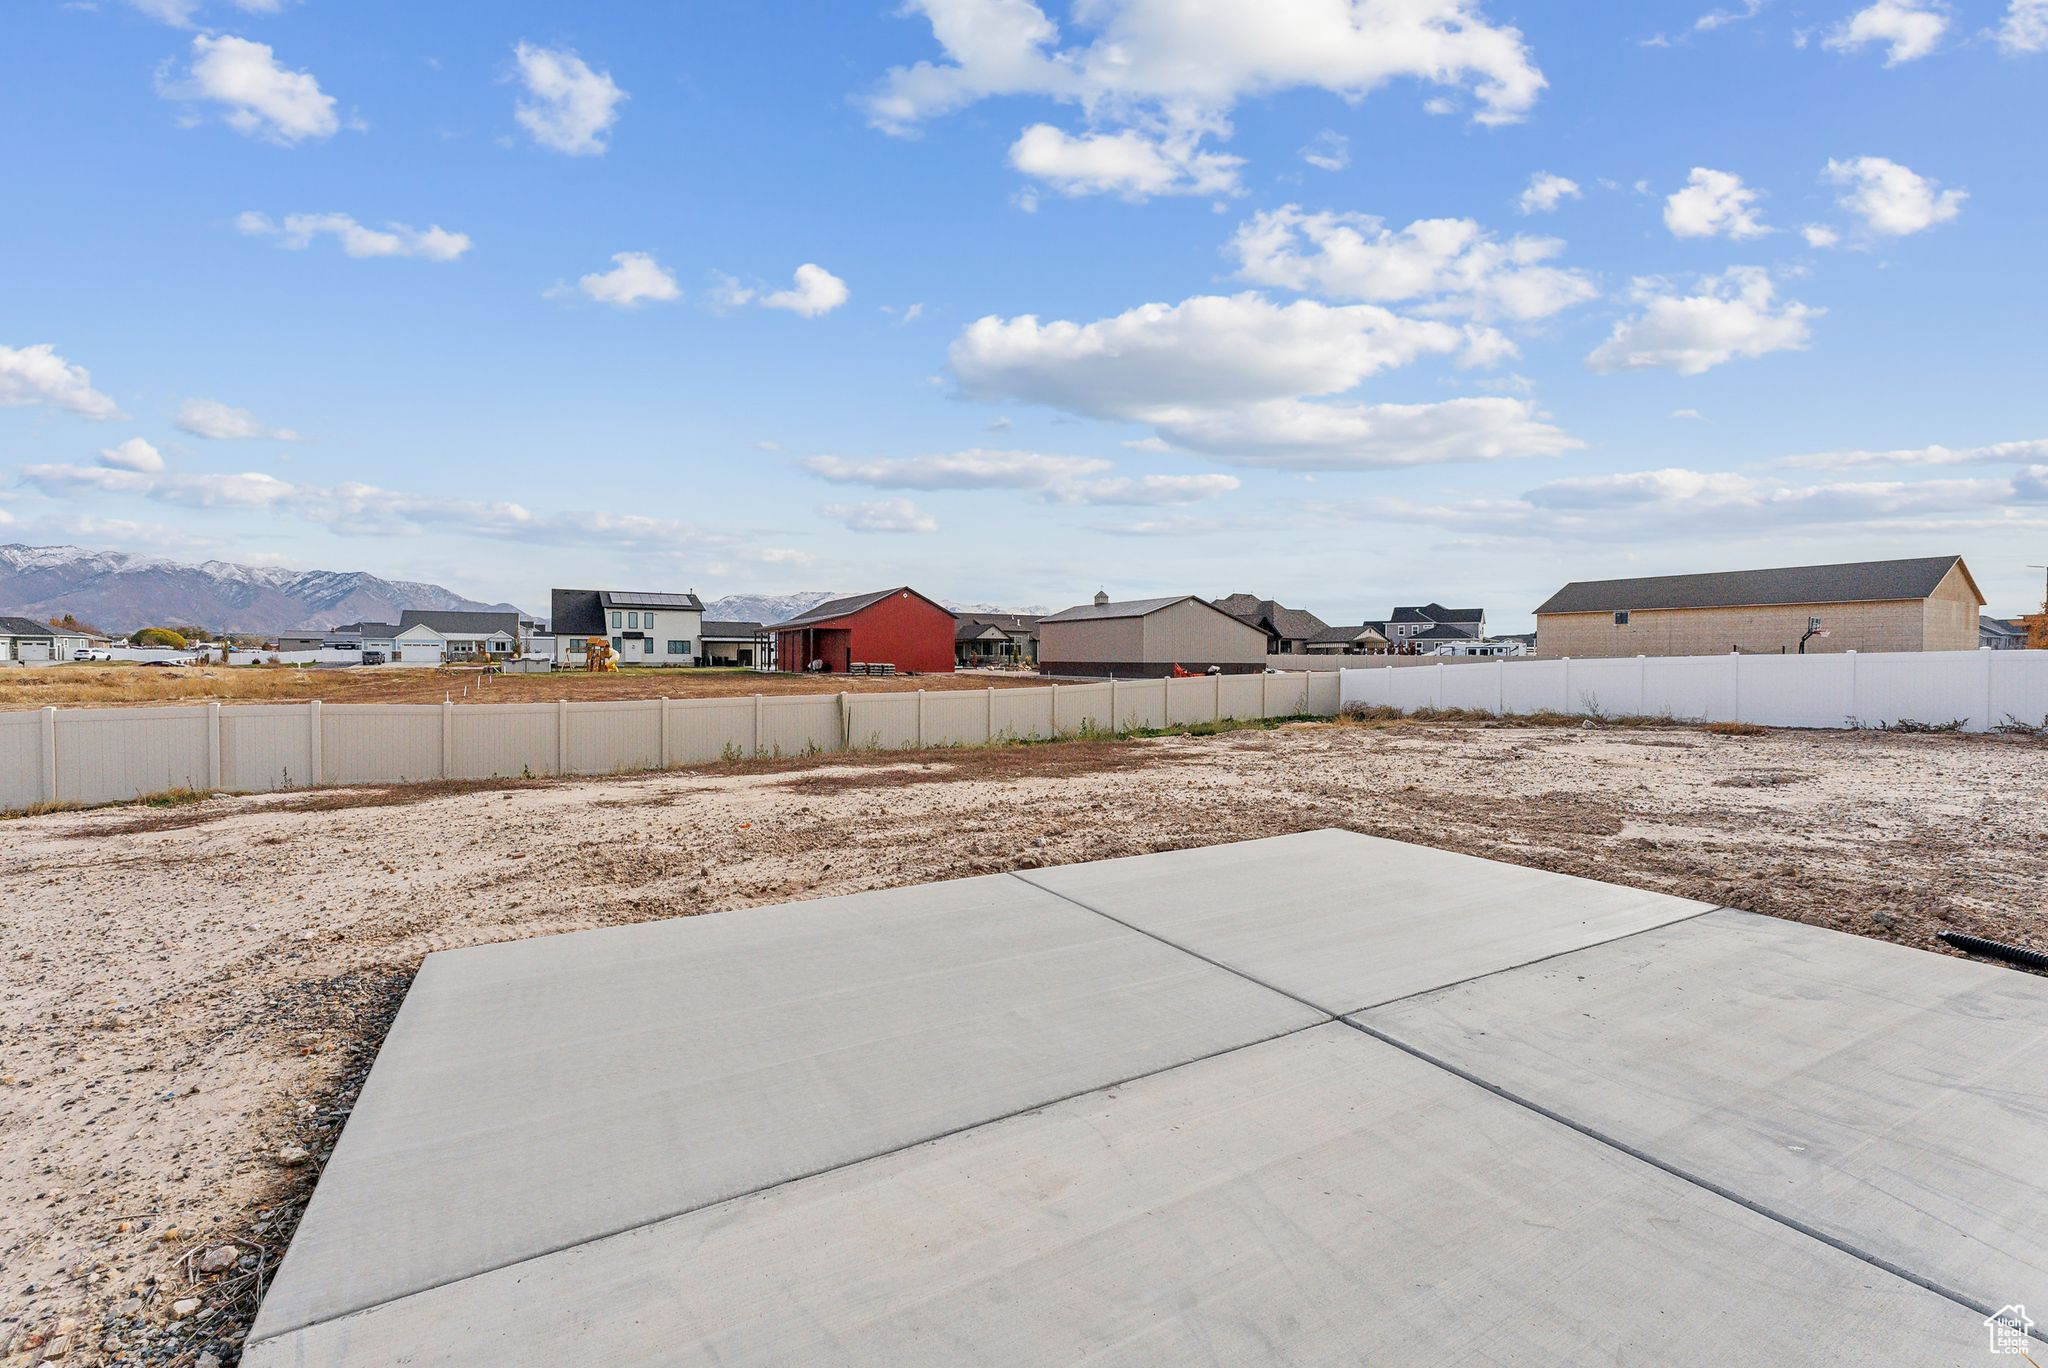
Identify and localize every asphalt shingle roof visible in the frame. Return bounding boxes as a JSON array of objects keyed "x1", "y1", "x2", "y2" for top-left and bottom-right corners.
[
  {"x1": 1535, "y1": 556, "x2": 1971, "y2": 616},
  {"x1": 700, "y1": 620, "x2": 766, "y2": 638},
  {"x1": 1040, "y1": 595, "x2": 1192, "y2": 623},
  {"x1": 397, "y1": 610, "x2": 521, "y2": 636},
  {"x1": 0, "y1": 616, "x2": 56, "y2": 637}
]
